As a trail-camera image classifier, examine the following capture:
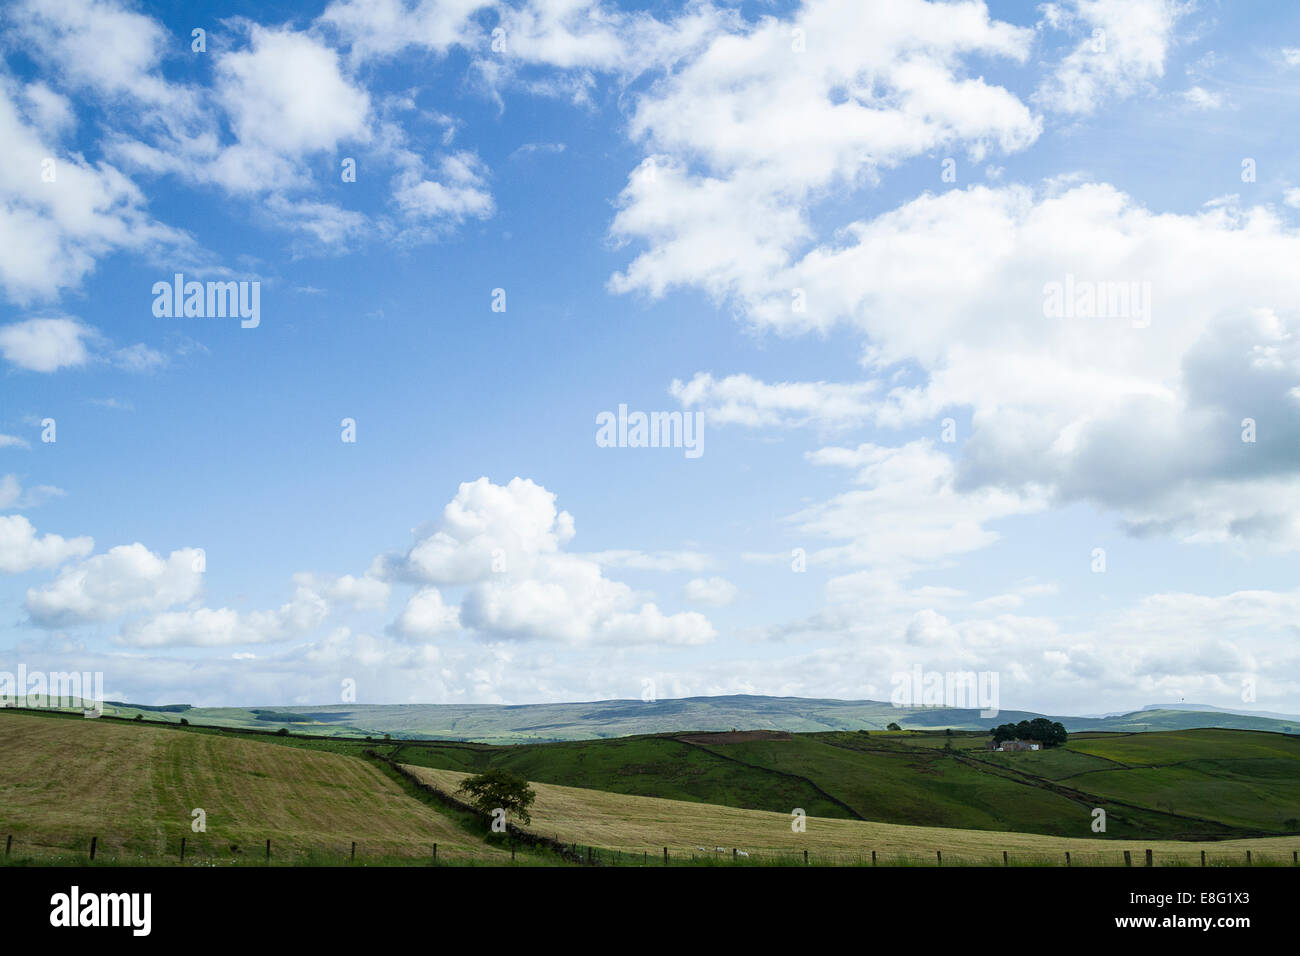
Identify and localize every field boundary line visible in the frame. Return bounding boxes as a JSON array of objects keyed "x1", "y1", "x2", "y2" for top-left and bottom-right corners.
[{"x1": 677, "y1": 739, "x2": 868, "y2": 821}]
